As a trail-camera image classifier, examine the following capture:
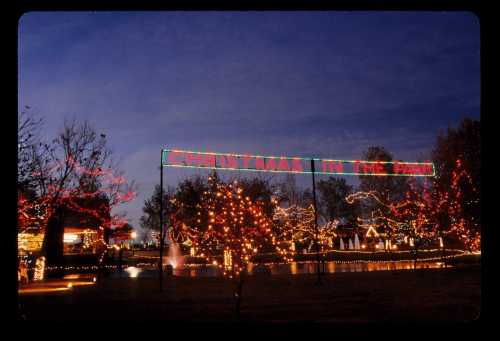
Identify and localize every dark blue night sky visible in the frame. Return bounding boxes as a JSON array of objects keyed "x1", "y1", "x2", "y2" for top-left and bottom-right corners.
[{"x1": 18, "y1": 11, "x2": 480, "y2": 233}]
